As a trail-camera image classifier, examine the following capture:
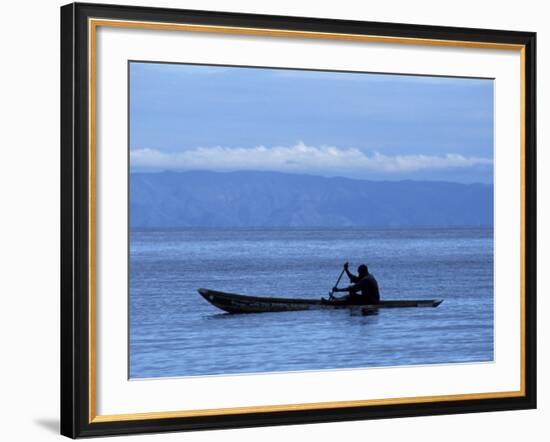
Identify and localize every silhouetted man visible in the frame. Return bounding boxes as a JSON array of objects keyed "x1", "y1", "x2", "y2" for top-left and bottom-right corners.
[{"x1": 332, "y1": 262, "x2": 380, "y2": 305}]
